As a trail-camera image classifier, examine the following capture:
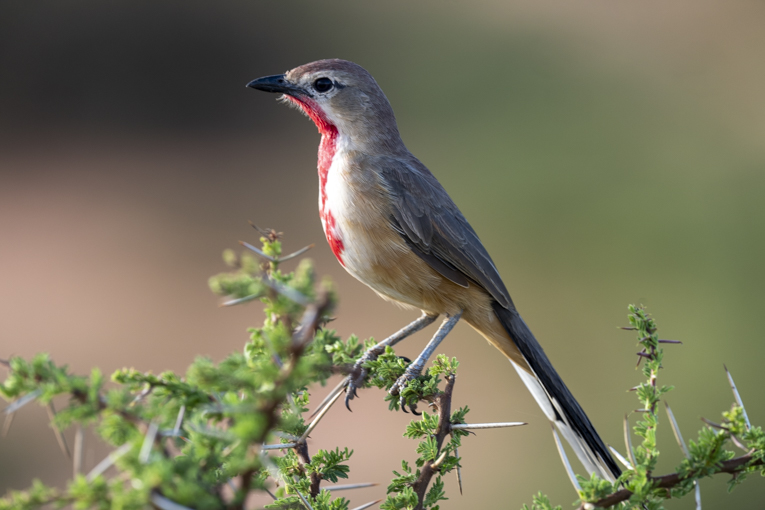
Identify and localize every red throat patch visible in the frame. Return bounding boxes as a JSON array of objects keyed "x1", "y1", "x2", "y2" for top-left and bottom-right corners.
[{"x1": 285, "y1": 96, "x2": 345, "y2": 265}]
